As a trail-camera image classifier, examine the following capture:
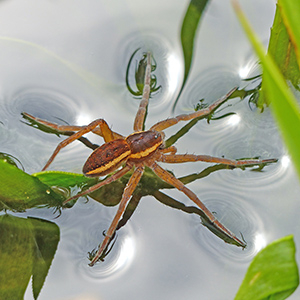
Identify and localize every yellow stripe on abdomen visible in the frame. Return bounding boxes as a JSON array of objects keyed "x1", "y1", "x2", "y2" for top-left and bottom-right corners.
[
  {"x1": 86, "y1": 150, "x2": 131, "y2": 175},
  {"x1": 83, "y1": 139, "x2": 131, "y2": 177}
]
